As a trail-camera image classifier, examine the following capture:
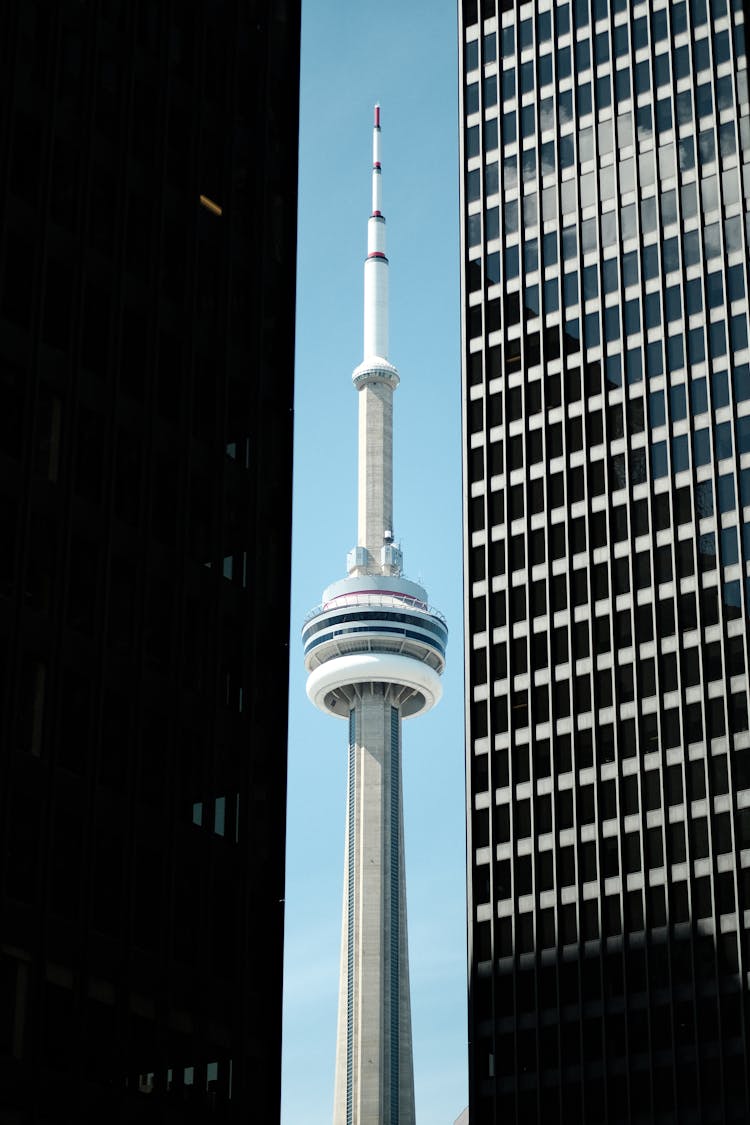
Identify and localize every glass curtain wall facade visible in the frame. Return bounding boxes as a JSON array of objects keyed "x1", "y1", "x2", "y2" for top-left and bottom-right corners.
[
  {"x1": 460, "y1": 0, "x2": 750, "y2": 1120},
  {"x1": 0, "y1": 2, "x2": 298, "y2": 1122}
]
